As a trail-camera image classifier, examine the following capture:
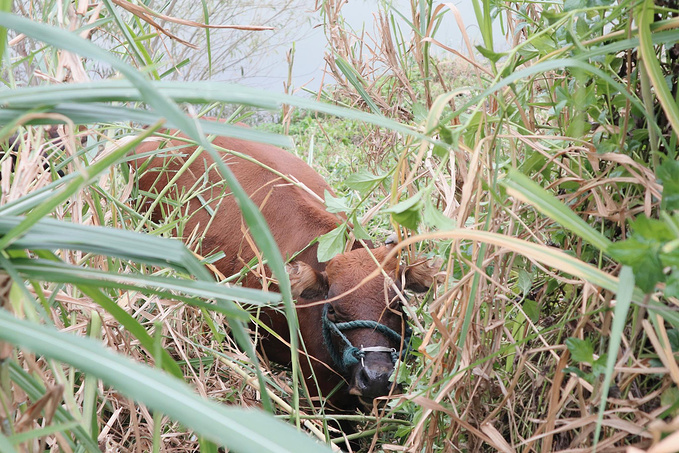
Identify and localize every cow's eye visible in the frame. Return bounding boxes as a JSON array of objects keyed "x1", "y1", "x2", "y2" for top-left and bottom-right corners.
[{"x1": 327, "y1": 305, "x2": 336, "y2": 315}]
